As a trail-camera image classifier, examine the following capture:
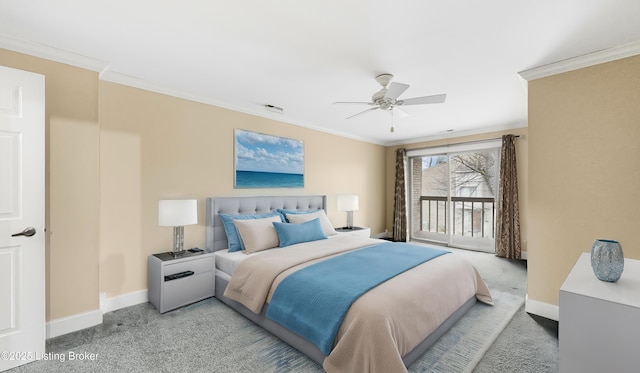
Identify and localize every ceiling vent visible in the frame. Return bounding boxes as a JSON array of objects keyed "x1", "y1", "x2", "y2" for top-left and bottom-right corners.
[{"x1": 264, "y1": 104, "x2": 284, "y2": 114}]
